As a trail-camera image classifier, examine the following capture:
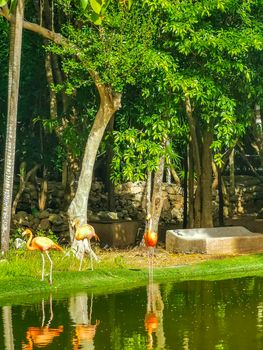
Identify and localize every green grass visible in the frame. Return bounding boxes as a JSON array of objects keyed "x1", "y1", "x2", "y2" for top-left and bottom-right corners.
[{"x1": 1, "y1": 250, "x2": 263, "y2": 305}]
